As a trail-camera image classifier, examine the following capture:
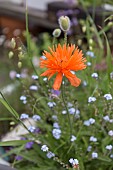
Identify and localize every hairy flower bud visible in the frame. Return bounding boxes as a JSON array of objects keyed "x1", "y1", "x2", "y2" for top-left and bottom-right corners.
[
  {"x1": 8, "y1": 51, "x2": 14, "y2": 59},
  {"x1": 10, "y1": 38, "x2": 16, "y2": 49},
  {"x1": 18, "y1": 61, "x2": 22, "y2": 68},
  {"x1": 52, "y1": 28, "x2": 61, "y2": 37},
  {"x1": 18, "y1": 52, "x2": 24, "y2": 59},
  {"x1": 58, "y1": 16, "x2": 71, "y2": 32}
]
